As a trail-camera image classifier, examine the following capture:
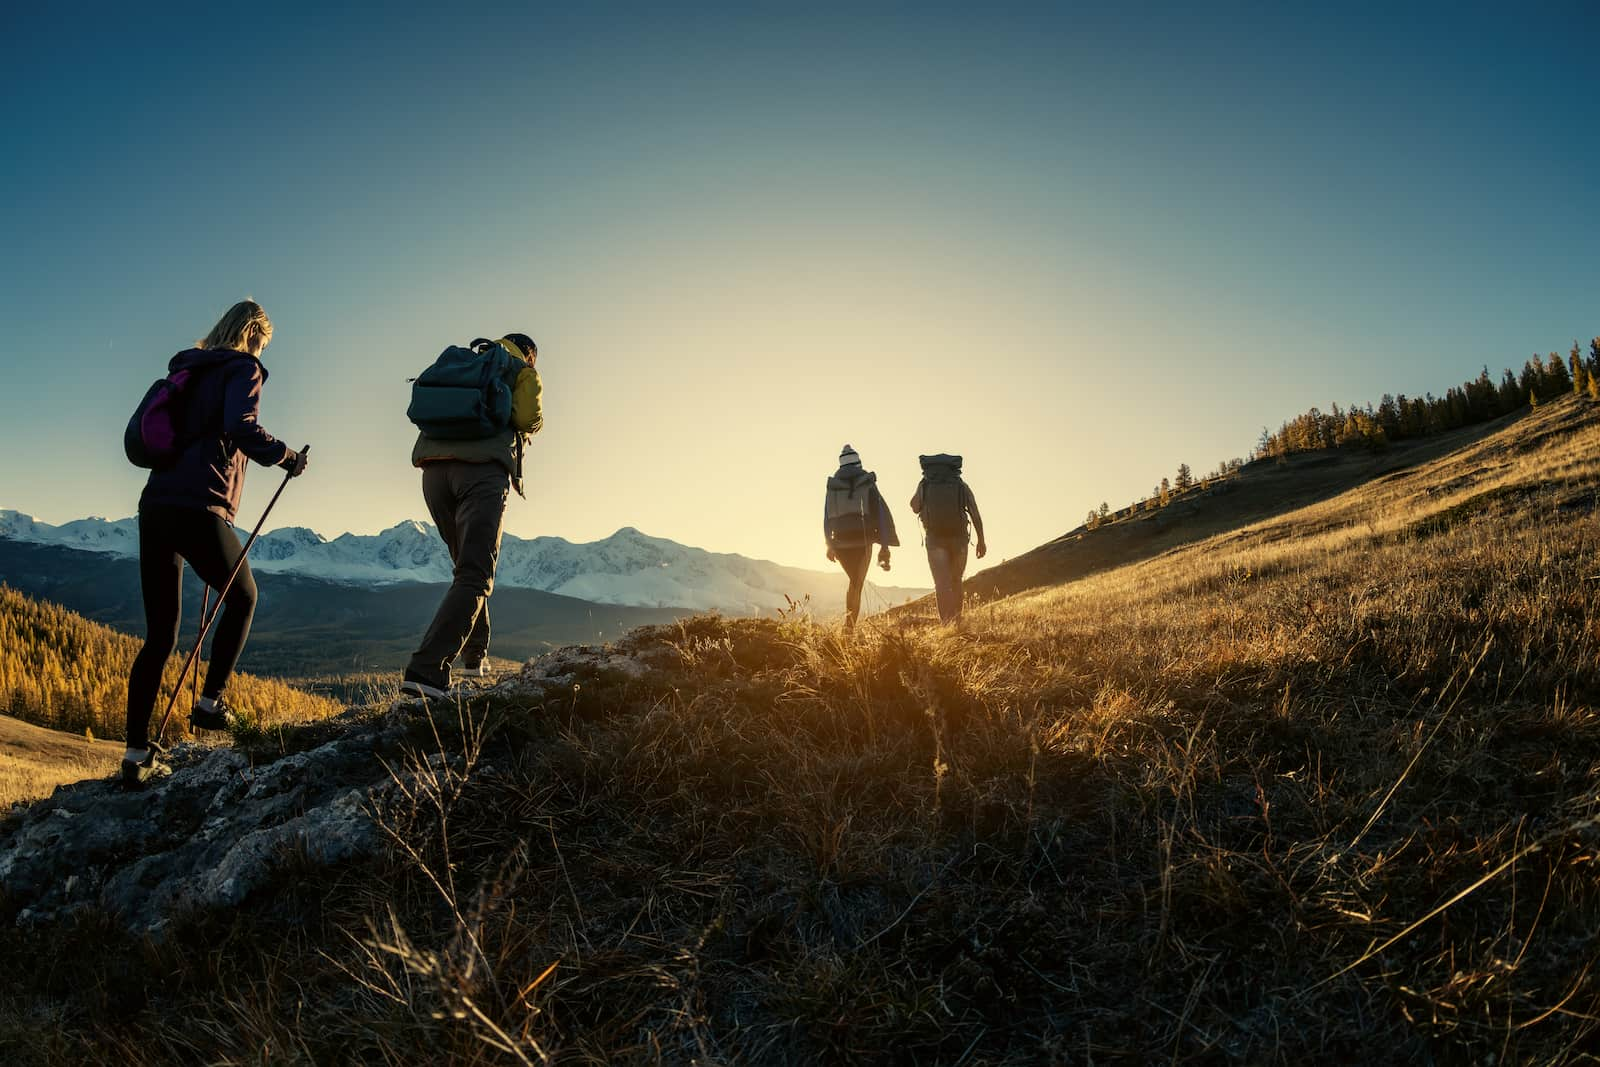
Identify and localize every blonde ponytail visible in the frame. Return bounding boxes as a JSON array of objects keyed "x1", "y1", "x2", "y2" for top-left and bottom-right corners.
[{"x1": 199, "y1": 300, "x2": 273, "y2": 353}]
